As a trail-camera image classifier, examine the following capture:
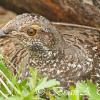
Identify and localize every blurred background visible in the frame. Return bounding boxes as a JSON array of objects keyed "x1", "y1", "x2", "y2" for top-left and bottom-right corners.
[{"x1": 0, "y1": 0, "x2": 100, "y2": 28}]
